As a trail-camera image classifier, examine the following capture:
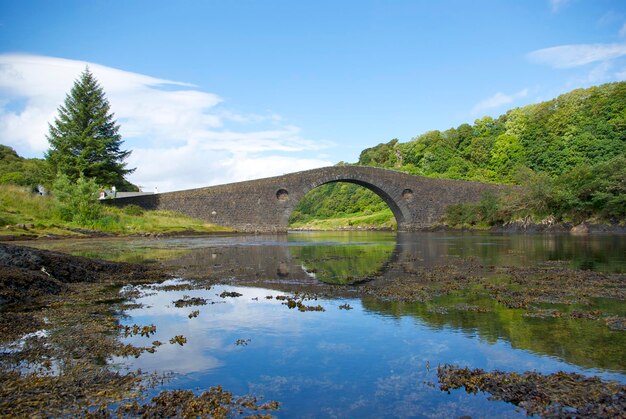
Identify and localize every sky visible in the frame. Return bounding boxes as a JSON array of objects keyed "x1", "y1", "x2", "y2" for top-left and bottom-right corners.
[{"x1": 1, "y1": 0, "x2": 625, "y2": 192}]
